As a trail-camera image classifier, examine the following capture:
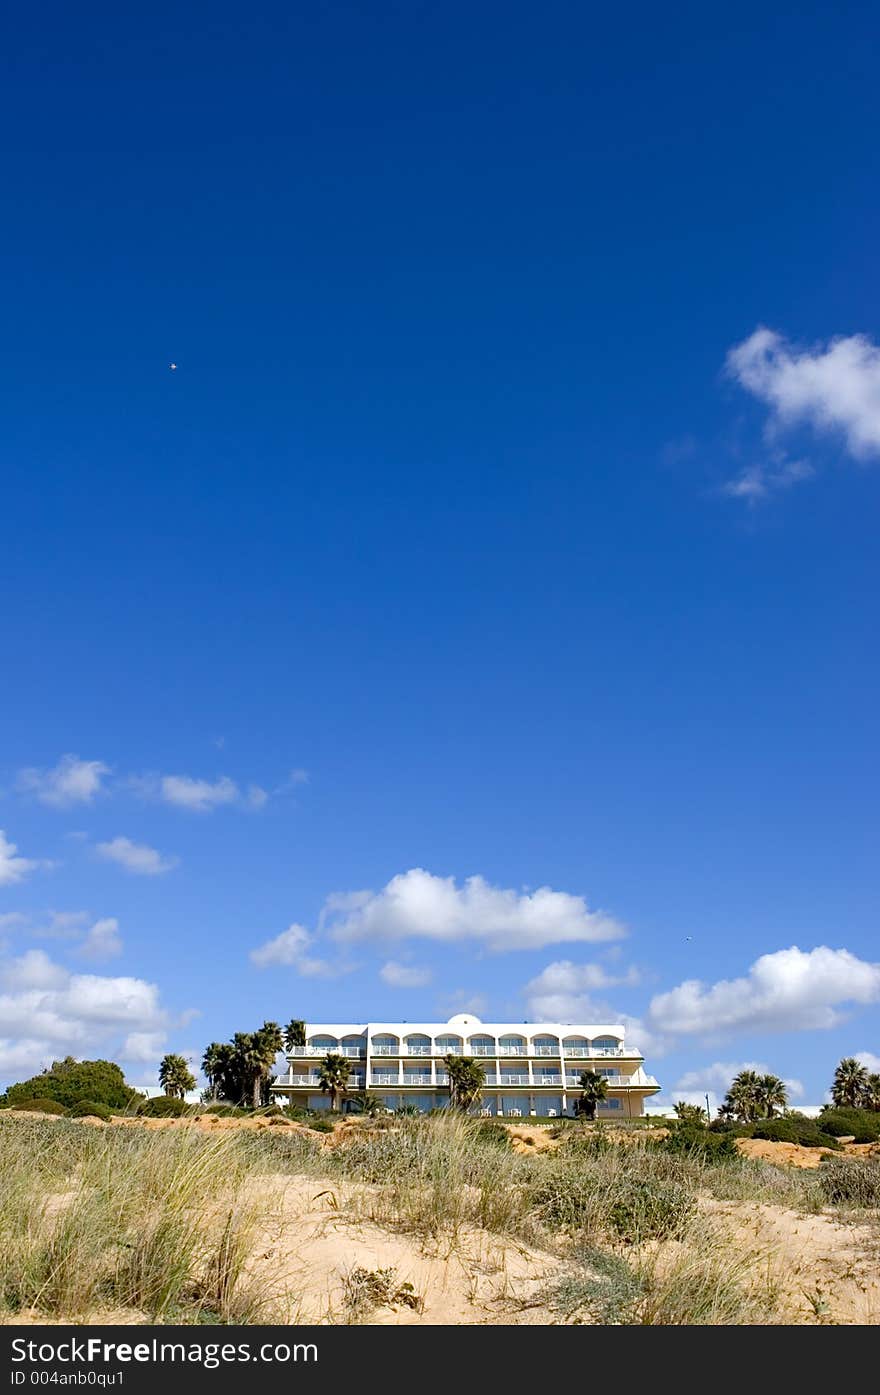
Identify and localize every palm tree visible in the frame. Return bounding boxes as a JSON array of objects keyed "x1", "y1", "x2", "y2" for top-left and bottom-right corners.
[
  {"x1": 317, "y1": 1052, "x2": 351, "y2": 1111},
  {"x1": 757, "y1": 1074, "x2": 788, "y2": 1118},
  {"x1": 576, "y1": 1069, "x2": 608, "y2": 1121},
  {"x1": 201, "y1": 1043, "x2": 227, "y2": 1101},
  {"x1": 832, "y1": 1057, "x2": 869, "y2": 1109},
  {"x1": 723, "y1": 1069, "x2": 762, "y2": 1122},
  {"x1": 673, "y1": 1100, "x2": 707, "y2": 1124},
  {"x1": 158, "y1": 1053, "x2": 196, "y2": 1100},
  {"x1": 231, "y1": 1032, "x2": 262, "y2": 1108},
  {"x1": 284, "y1": 1019, "x2": 306, "y2": 1052},
  {"x1": 253, "y1": 1021, "x2": 284, "y2": 1109},
  {"x1": 864, "y1": 1073, "x2": 880, "y2": 1112},
  {"x1": 350, "y1": 1089, "x2": 383, "y2": 1117},
  {"x1": 442, "y1": 1054, "x2": 485, "y2": 1112}
]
